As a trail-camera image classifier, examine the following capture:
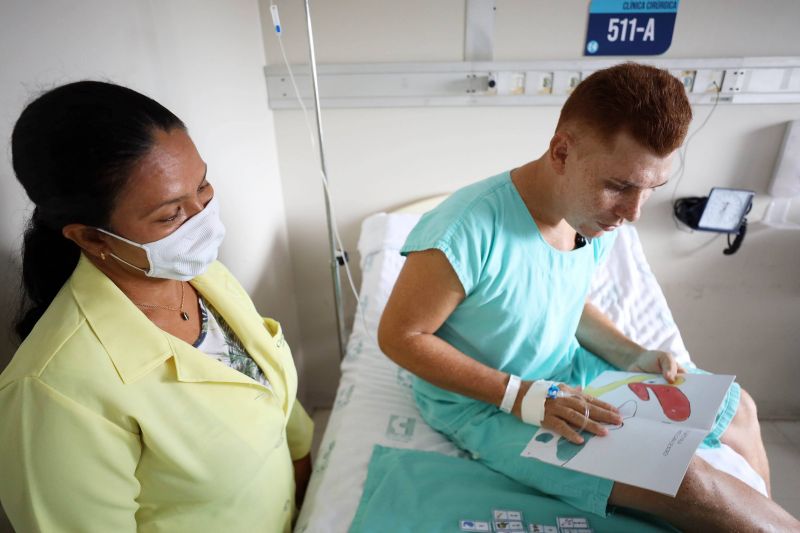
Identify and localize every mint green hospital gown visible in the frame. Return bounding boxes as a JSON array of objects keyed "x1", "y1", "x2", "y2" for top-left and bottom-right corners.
[{"x1": 400, "y1": 171, "x2": 739, "y2": 516}]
